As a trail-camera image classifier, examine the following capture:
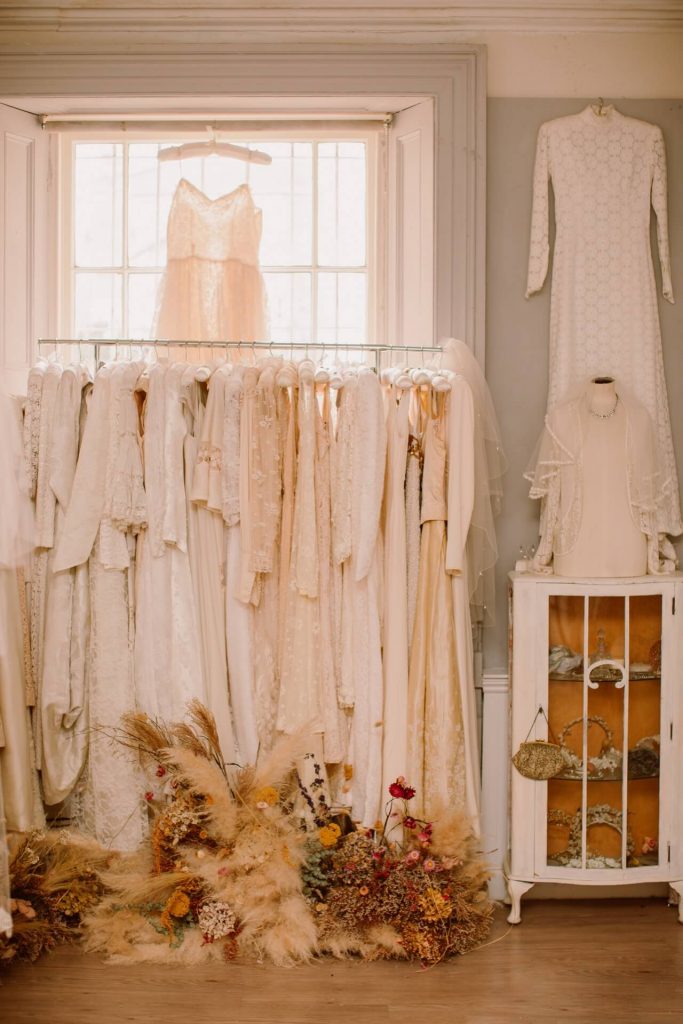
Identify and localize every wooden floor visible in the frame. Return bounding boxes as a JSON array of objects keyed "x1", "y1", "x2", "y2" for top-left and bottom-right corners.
[{"x1": 1, "y1": 900, "x2": 682, "y2": 1023}]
